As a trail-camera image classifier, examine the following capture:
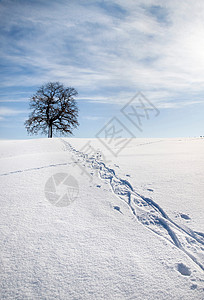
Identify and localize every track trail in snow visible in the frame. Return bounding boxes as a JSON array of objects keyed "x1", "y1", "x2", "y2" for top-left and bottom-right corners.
[
  {"x1": 62, "y1": 139, "x2": 204, "y2": 272},
  {"x1": 0, "y1": 162, "x2": 72, "y2": 176}
]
